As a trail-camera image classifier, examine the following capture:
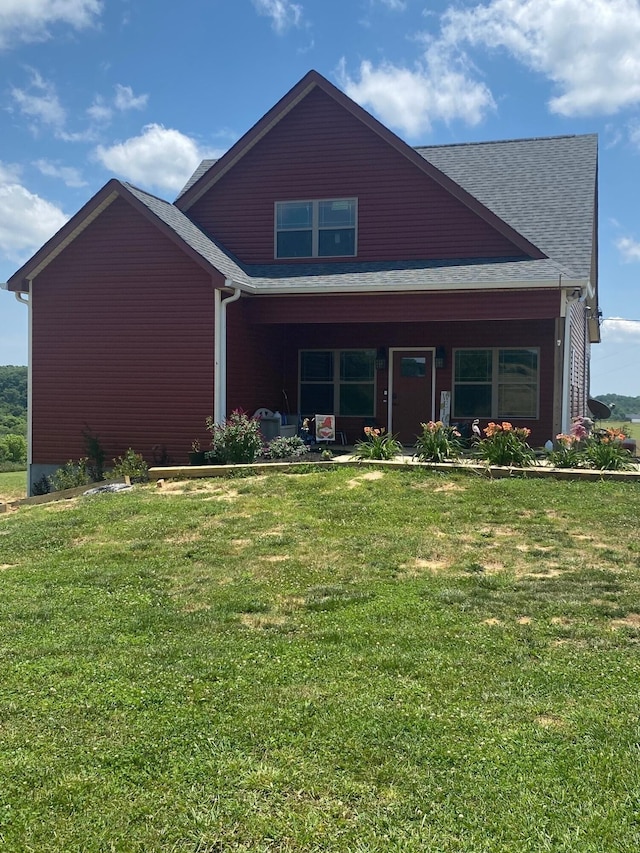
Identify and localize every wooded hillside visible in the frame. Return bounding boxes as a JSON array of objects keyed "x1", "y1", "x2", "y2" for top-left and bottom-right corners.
[
  {"x1": 0, "y1": 366, "x2": 27, "y2": 438},
  {"x1": 593, "y1": 394, "x2": 640, "y2": 420}
]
